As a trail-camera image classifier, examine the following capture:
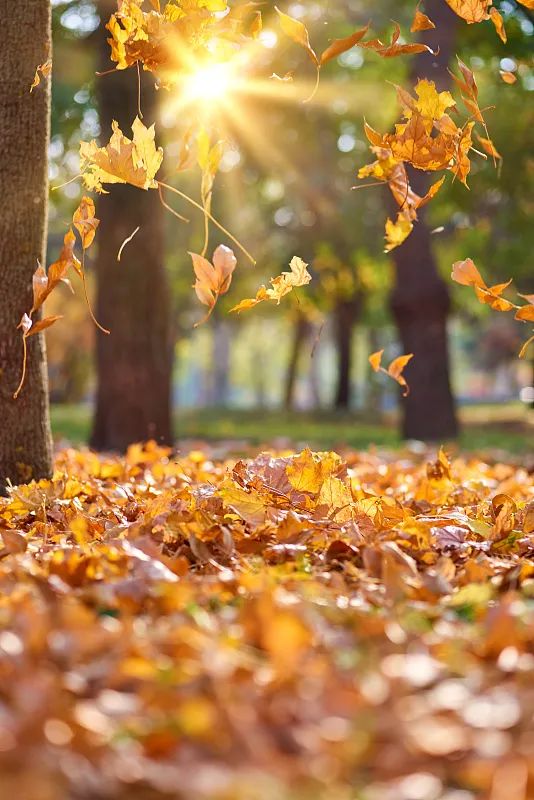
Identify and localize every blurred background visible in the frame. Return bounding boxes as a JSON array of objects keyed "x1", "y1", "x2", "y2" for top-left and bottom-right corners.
[{"x1": 47, "y1": 0, "x2": 533, "y2": 454}]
